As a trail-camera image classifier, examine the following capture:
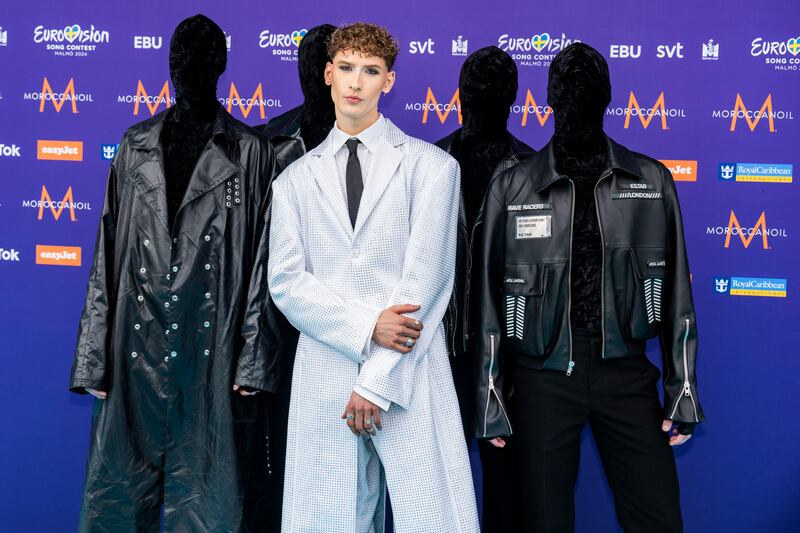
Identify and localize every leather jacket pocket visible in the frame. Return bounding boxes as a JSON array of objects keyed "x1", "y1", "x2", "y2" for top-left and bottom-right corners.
[
  {"x1": 626, "y1": 248, "x2": 665, "y2": 340},
  {"x1": 503, "y1": 263, "x2": 550, "y2": 357}
]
